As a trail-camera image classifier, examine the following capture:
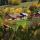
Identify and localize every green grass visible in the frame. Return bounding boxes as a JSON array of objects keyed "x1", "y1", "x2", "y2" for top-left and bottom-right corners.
[
  {"x1": 0, "y1": 18, "x2": 3, "y2": 26},
  {"x1": 16, "y1": 19, "x2": 30, "y2": 28}
]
